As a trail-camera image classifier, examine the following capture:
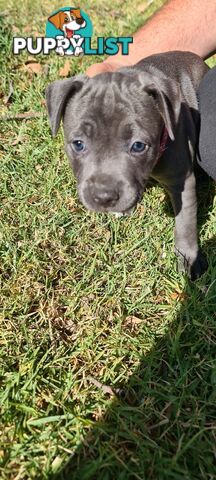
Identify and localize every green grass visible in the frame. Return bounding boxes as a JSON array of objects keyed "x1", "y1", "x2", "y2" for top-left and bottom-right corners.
[{"x1": 1, "y1": 1, "x2": 216, "y2": 478}]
